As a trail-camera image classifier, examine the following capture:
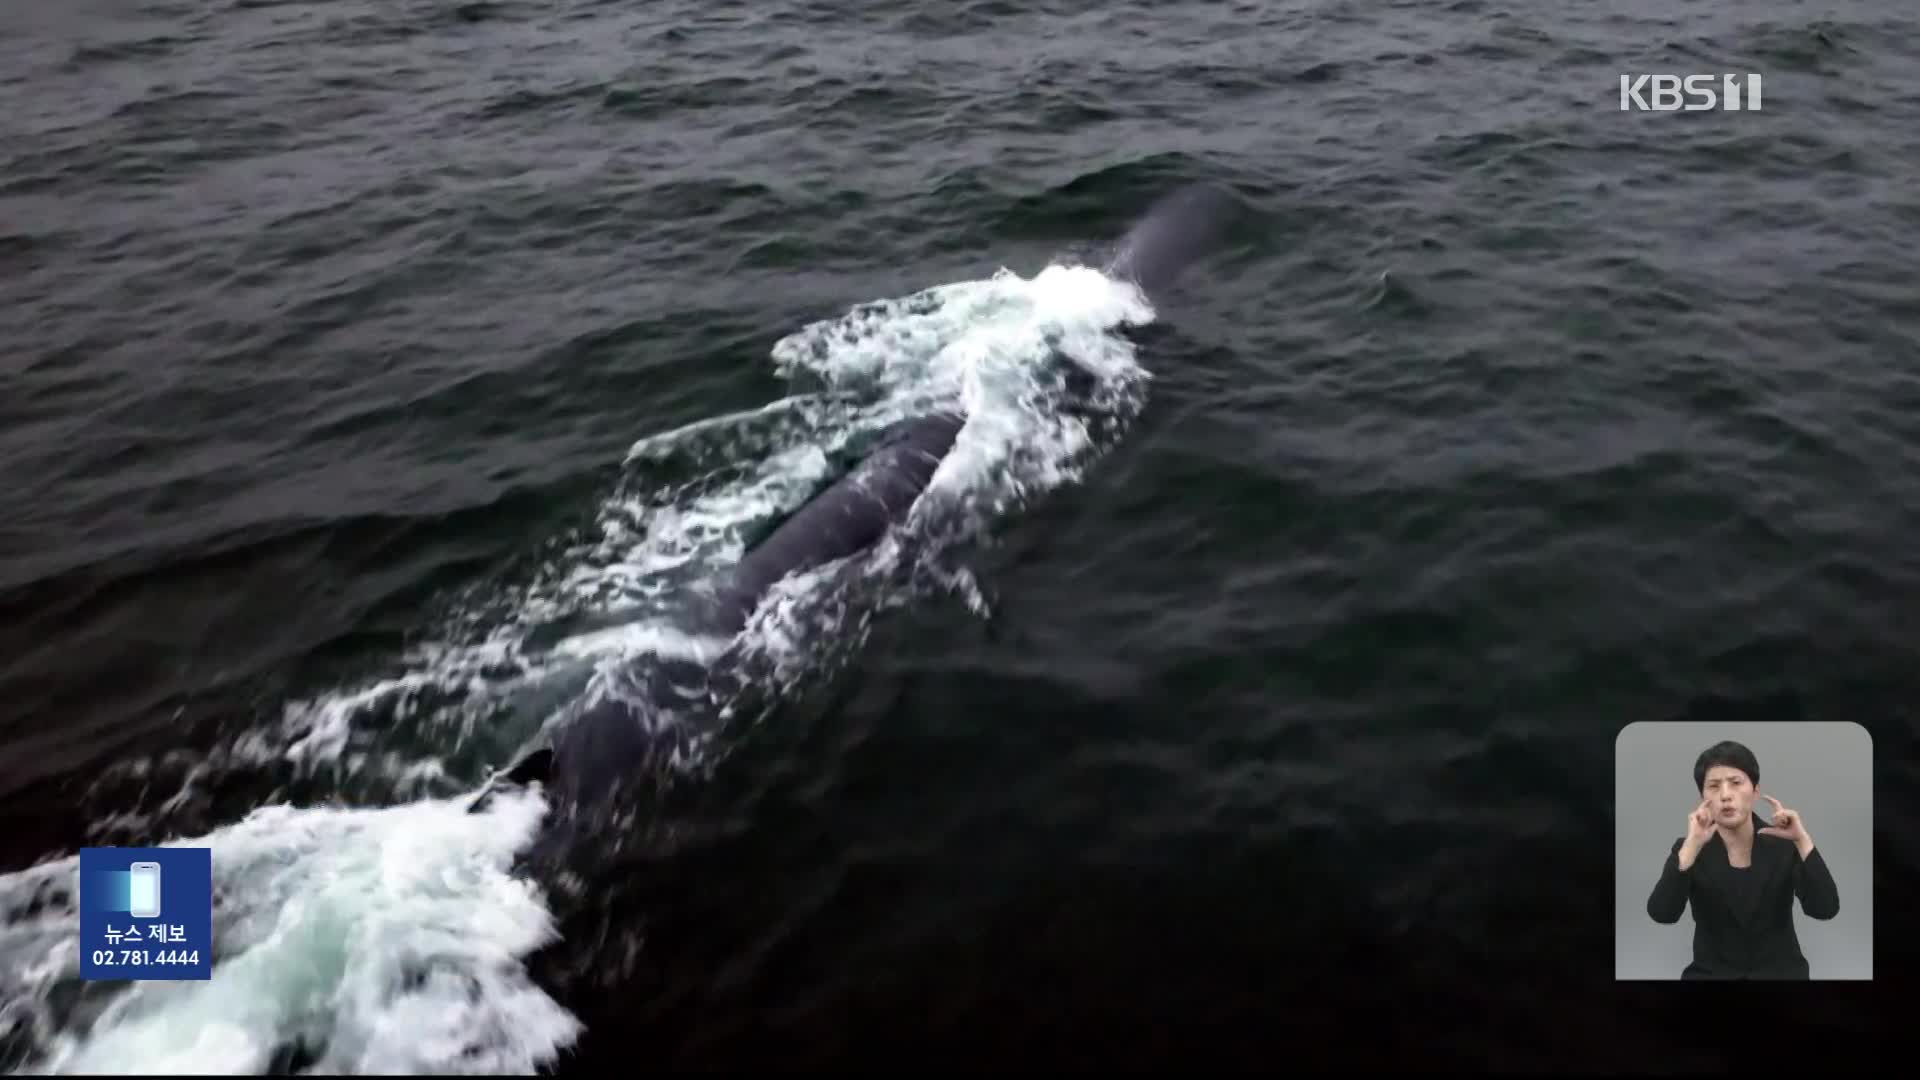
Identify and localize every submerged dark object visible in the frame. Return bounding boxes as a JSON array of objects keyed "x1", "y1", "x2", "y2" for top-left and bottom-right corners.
[
  {"x1": 467, "y1": 412, "x2": 966, "y2": 867},
  {"x1": 1101, "y1": 181, "x2": 1240, "y2": 300},
  {"x1": 471, "y1": 183, "x2": 1238, "y2": 866}
]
